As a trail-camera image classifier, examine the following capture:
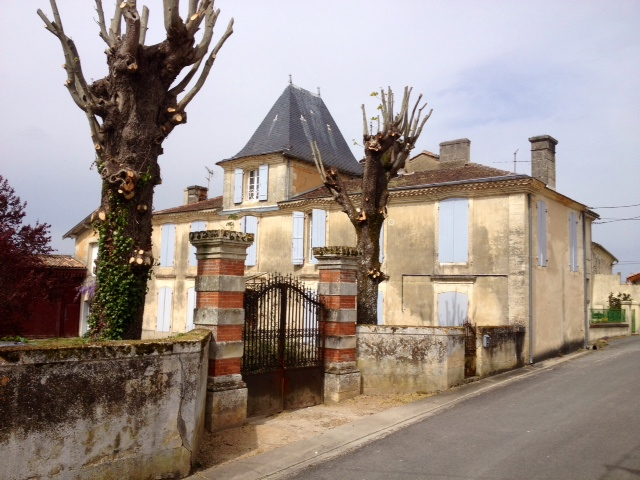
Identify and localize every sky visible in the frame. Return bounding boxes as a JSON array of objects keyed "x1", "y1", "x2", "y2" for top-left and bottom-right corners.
[{"x1": 0, "y1": 1, "x2": 638, "y2": 281}]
